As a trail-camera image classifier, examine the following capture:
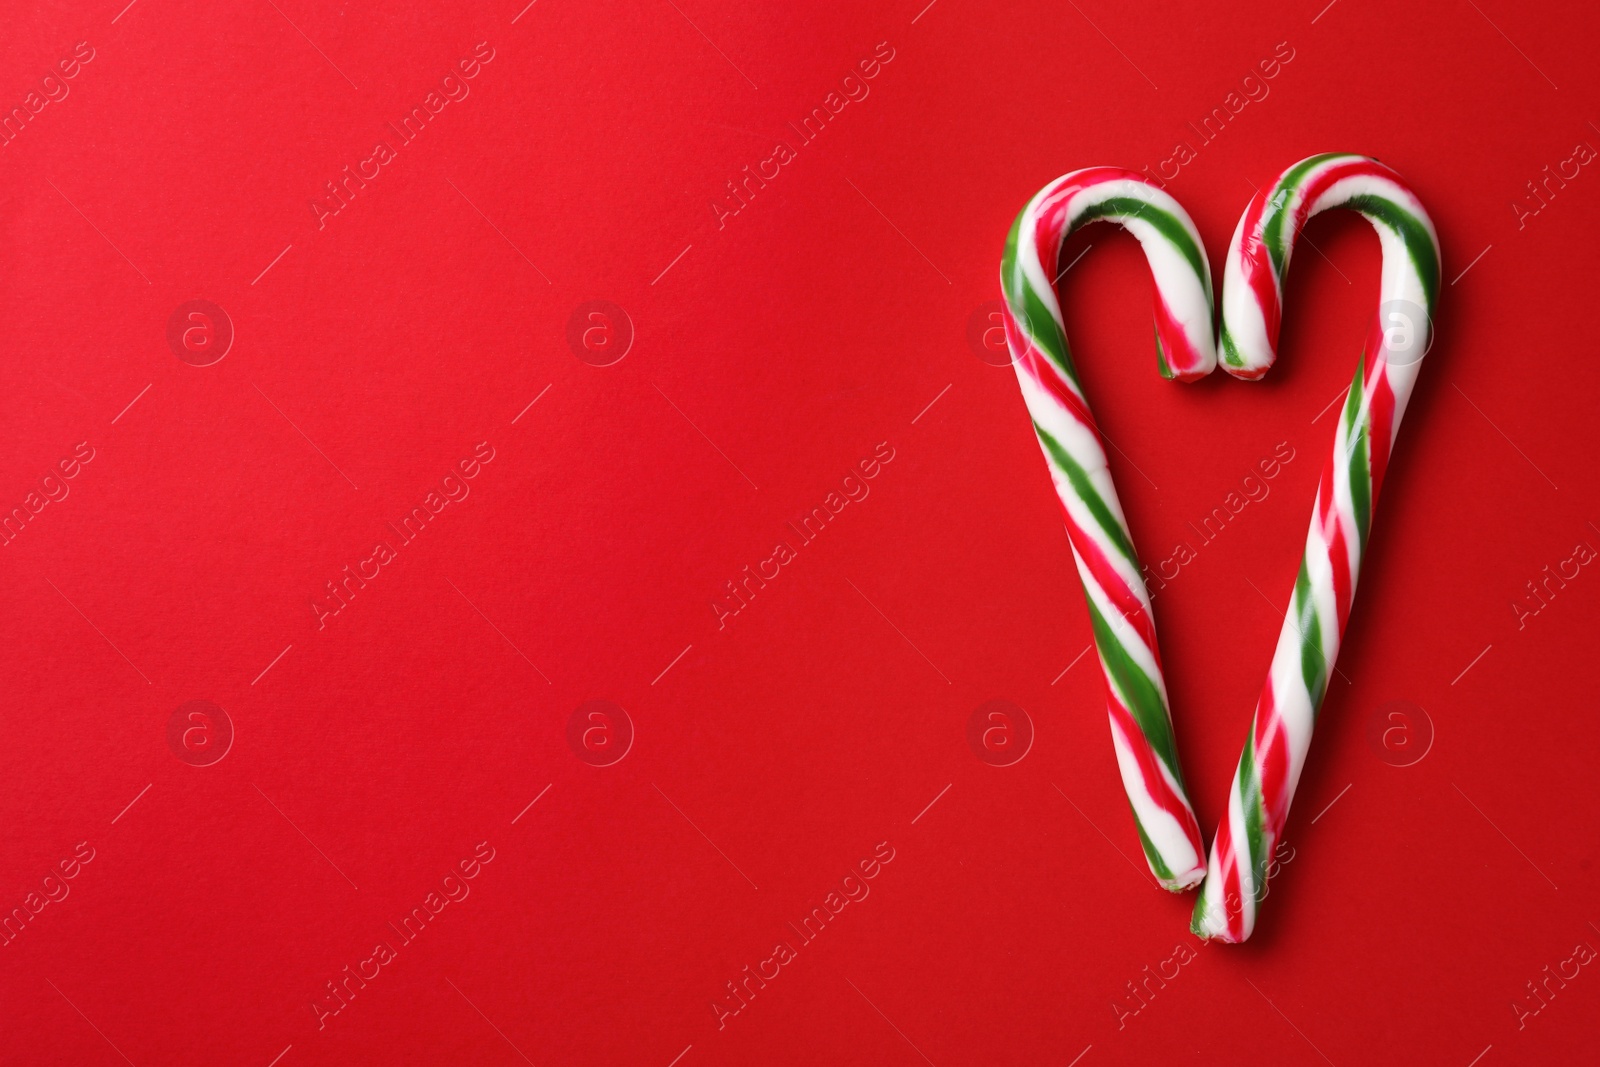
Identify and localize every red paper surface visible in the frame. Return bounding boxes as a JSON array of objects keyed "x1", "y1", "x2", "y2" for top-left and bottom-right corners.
[{"x1": 2, "y1": 1, "x2": 1597, "y2": 1063}]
